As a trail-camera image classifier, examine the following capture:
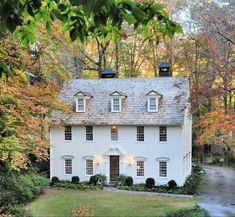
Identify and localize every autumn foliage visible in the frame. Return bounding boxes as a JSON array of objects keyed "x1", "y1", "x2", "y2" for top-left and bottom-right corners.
[{"x1": 0, "y1": 79, "x2": 66, "y2": 169}]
